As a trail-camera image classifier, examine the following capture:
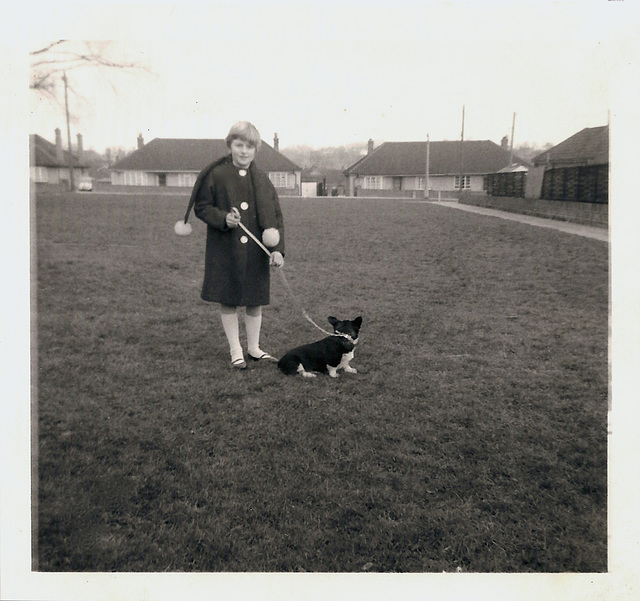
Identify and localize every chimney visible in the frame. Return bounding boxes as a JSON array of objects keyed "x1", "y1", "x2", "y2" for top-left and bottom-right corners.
[
  {"x1": 273, "y1": 133, "x2": 279, "y2": 152},
  {"x1": 501, "y1": 135, "x2": 509, "y2": 151},
  {"x1": 367, "y1": 138, "x2": 374, "y2": 154},
  {"x1": 55, "y1": 128, "x2": 63, "y2": 162},
  {"x1": 77, "y1": 133, "x2": 84, "y2": 164},
  {"x1": 137, "y1": 133, "x2": 144, "y2": 149}
]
